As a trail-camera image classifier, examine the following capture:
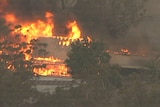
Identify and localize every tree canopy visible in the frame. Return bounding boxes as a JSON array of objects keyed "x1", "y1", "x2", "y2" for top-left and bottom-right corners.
[
  {"x1": 0, "y1": 17, "x2": 39, "y2": 107},
  {"x1": 65, "y1": 37, "x2": 111, "y2": 78}
]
